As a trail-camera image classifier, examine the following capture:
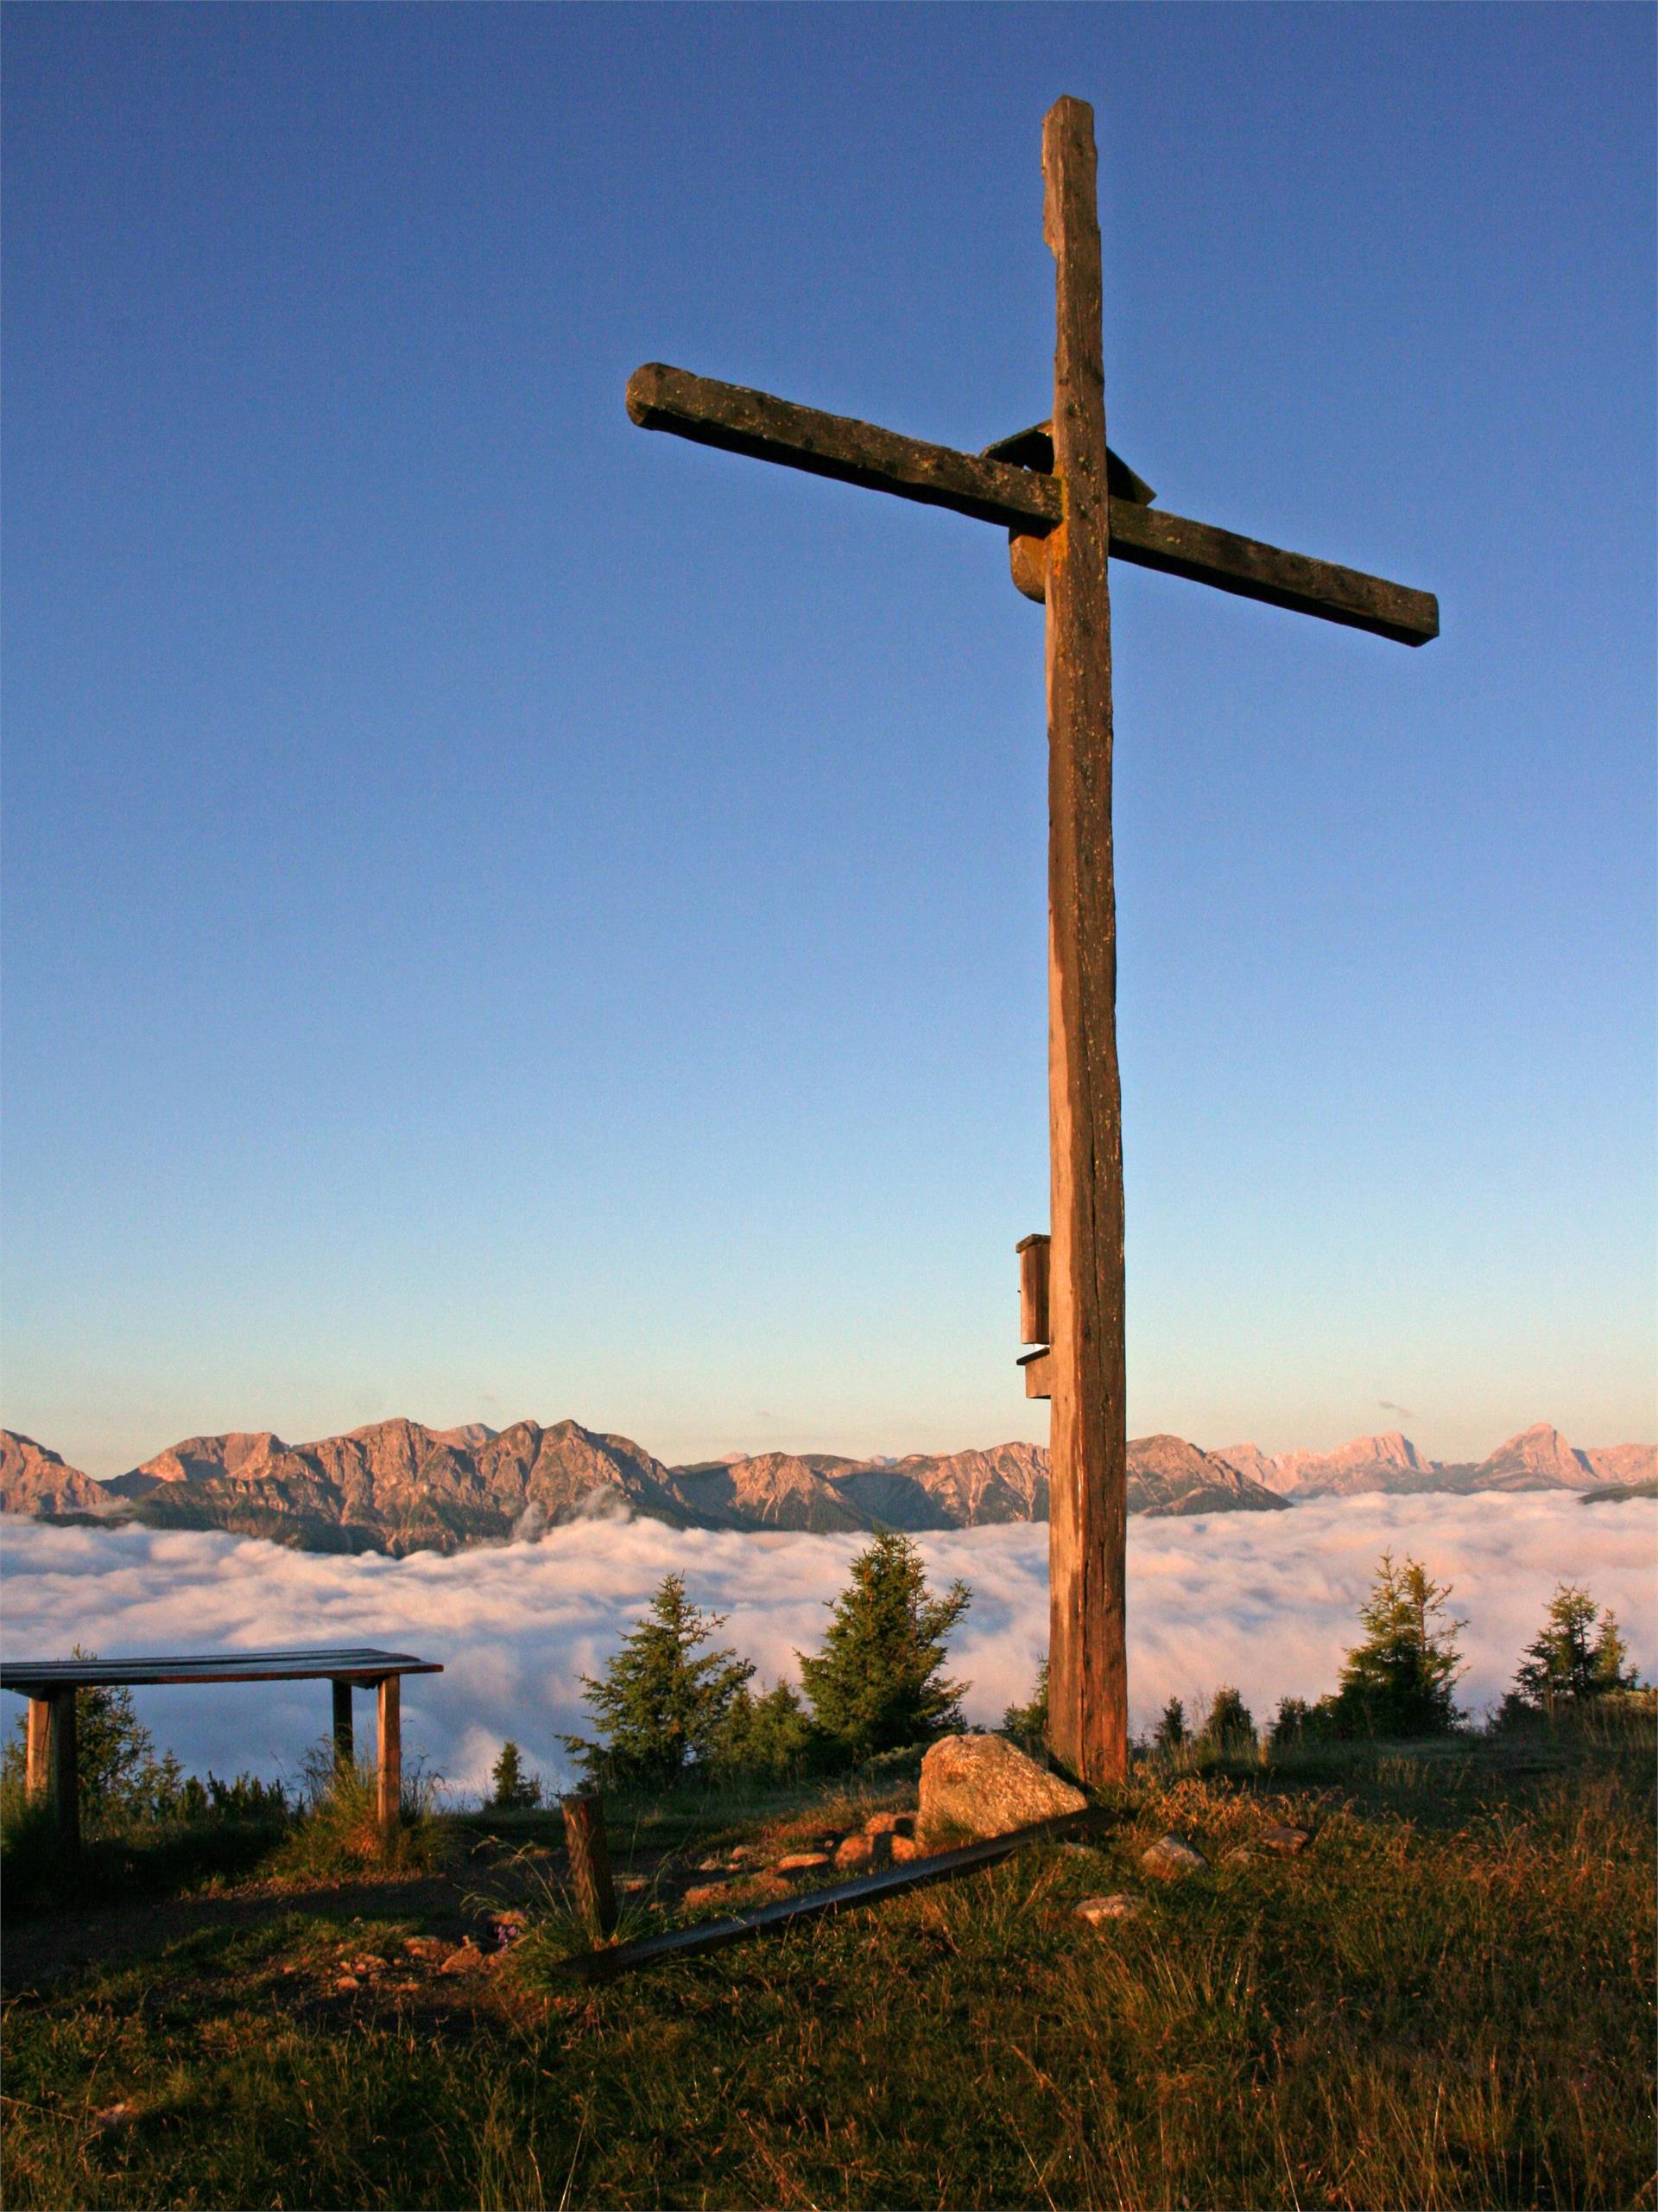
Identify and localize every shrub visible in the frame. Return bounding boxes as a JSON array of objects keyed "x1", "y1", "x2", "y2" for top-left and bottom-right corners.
[
  {"x1": 1194, "y1": 1686, "x2": 1256, "y2": 1758},
  {"x1": 566, "y1": 1574, "x2": 753, "y2": 1791},
  {"x1": 1503, "y1": 1584, "x2": 1641, "y2": 1719},
  {"x1": 489, "y1": 1740, "x2": 541, "y2": 1810},
  {"x1": 798, "y1": 1532, "x2": 970, "y2": 1764},
  {"x1": 1152, "y1": 1696, "x2": 1187, "y2": 1754},
  {"x1": 1268, "y1": 1695, "x2": 1333, "y2": 1750},
  {"x1": 717, "y1": 1680, "x2": 814, "y2": 1783},
  {"x1": 1002, "y1": 1661, "x2": 1049, "y2": 1752},
  {"x1": 1326, "y1": 1553, "x2": 1465, "y2": 1738}
]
